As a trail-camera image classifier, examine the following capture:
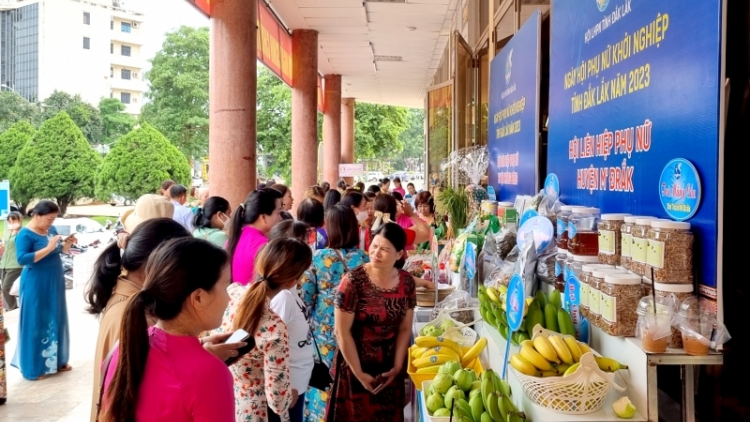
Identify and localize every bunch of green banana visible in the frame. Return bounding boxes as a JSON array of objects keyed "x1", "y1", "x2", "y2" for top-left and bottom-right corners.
[
  {"x1": 475, "y1": 369, "x2": 526, "y2": 422},
  {"x1": 510, "y1": 335, "x2": 628, "y2": 378}
]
